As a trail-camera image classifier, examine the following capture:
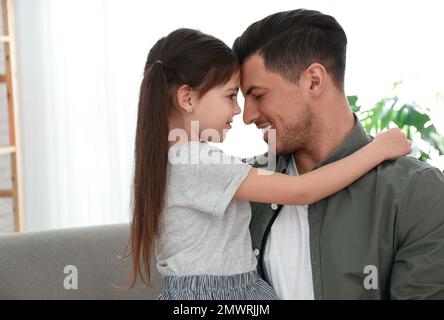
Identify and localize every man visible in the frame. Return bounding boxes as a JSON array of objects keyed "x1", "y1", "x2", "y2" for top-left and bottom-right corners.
[{"x1": 233, "y1": 9, "x2": 444, "y2": 299}]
